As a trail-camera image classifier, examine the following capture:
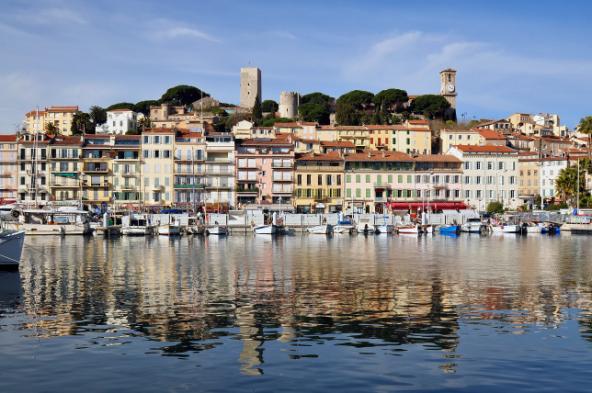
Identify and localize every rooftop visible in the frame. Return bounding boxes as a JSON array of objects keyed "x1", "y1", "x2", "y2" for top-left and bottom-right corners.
[{"x1": 452, "y1": 145, "x2": 517, "y2": 154}]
